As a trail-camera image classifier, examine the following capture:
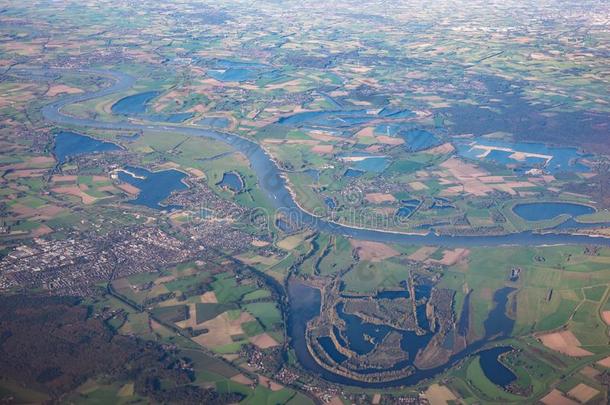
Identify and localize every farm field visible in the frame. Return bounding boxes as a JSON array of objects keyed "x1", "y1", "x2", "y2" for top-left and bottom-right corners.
[{"x1": 0, "y1": 0, "x2": 609, "y2": 404}]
